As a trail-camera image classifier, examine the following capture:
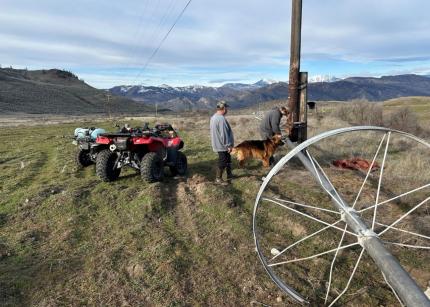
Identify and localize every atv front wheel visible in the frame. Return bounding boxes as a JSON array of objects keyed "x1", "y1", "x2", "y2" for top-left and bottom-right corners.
[
  {"x1": 170, "y1": 151, "x2": 187, "y2": 176},
  {"x1": 76, "y1": 149, "x2": 93, "y2": 168},
  {"x1": 141, "y1": 152, "x2": 164, "y2": 182},
  {"x1": 96, "y1": 149, "x2": 121, "y2": 182}
]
